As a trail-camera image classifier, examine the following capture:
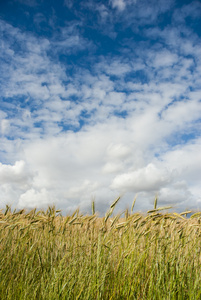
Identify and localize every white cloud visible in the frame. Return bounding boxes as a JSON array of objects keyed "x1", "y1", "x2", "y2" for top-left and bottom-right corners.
[
  {"x1": 102, "y1": 59, "x2": 132, "y2": 76},
  {"x1": 0, "y1": 161, "x2": 28, "y2": 185},
  {"x1": 151, "y1": 50, "x2": 178, "y2": 68},
  {"x1": 102, "y1": 162, "x2": 124, "y2": 174},
  {"x1": 158, "y1": 184, "x2": 192, "y2": 206},
  {"x1": 96, "y1": 4, "x2": 109, "y2": 21},
  {"x1": 161, "y1": 140, "x2": 201, "y2": 183},
  {"x1": 161, "y1": 98, "x2": 201, "y2": 127},
  {"x1": 110, "y1": 0, "x2": 126, "y2": 11},
  {"x1": 0, "y1": 2, "x2": 201, "y2": 213},
  {"x1": 110, "y1": 0, "x2": 174, "y2": 27},
  {"x1": 18, "y1": 188, "x2": 55, "y2": 208},
  {"x1": 110, "y1": 163, "x2": 173, "y2": 192},
  {"x1": 106, "y1": 143, "x2": 131, "y2": 159},
  {"x1": 1, "y1": 119, "x2": 10, "y2": 135}
]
